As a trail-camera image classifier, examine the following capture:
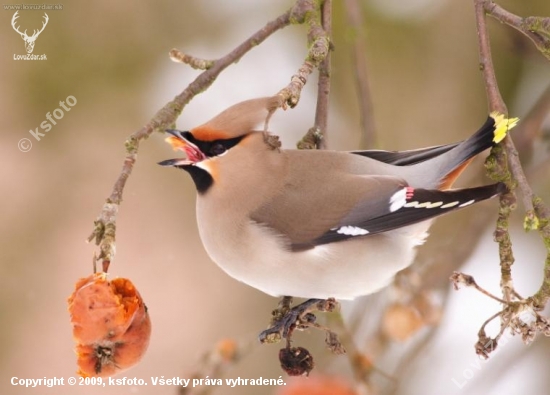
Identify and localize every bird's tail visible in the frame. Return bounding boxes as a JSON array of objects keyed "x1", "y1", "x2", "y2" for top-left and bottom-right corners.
[{"x1": 425, "y1": 113, "x2": 518, "y2": 189}]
